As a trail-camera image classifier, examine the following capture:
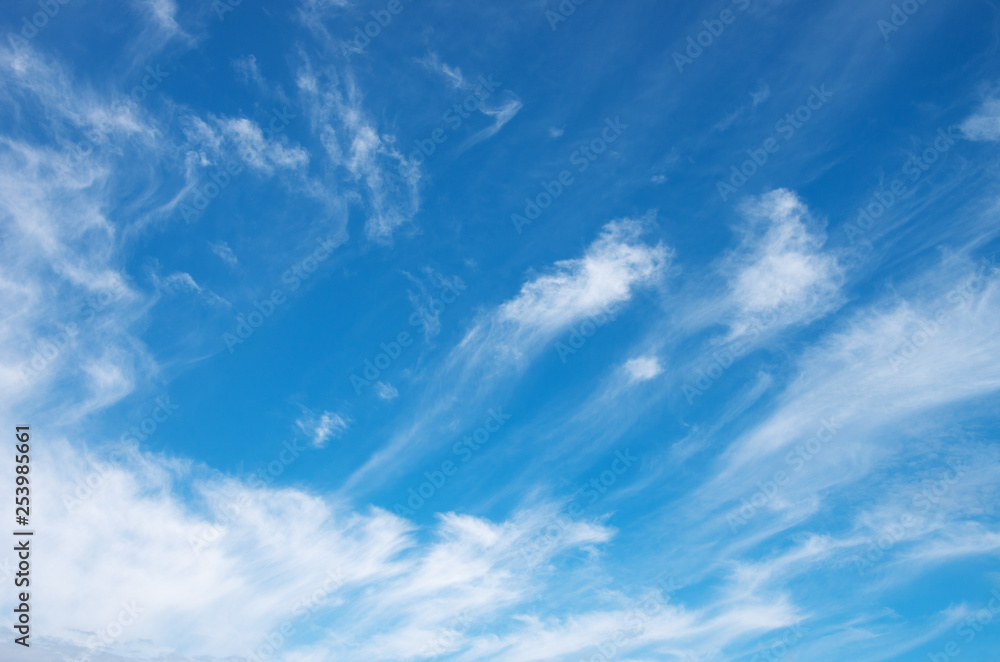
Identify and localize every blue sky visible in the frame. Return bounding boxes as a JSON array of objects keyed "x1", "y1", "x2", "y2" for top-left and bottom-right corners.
[{"x1": 2, "y1": 0, "x2": 1000, "y2": 660}]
